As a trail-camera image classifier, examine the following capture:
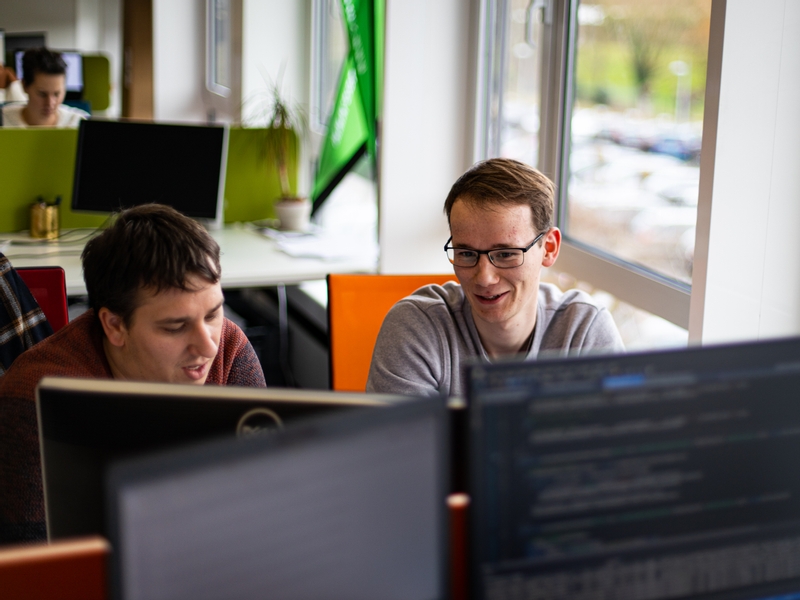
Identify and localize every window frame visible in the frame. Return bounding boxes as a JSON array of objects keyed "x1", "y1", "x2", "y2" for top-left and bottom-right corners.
[{"x1": 475, "y1": 0, "x2": 695, "y2": 329}]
